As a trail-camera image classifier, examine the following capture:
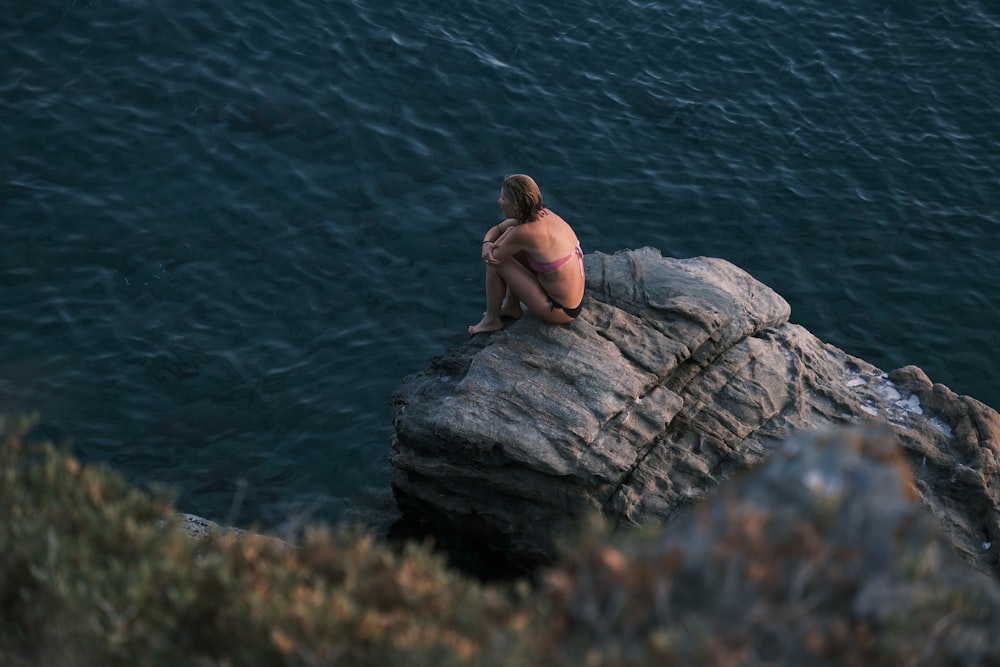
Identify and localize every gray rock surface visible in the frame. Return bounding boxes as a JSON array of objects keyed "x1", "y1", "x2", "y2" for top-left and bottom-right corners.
[{"x1": 390, "y1": 247, "x2": 1000, "y2": 574}]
